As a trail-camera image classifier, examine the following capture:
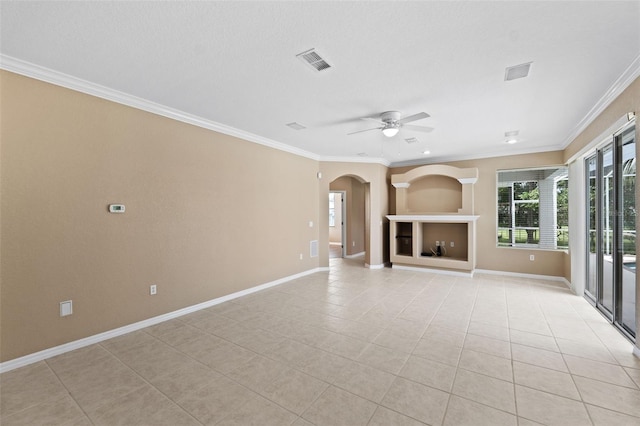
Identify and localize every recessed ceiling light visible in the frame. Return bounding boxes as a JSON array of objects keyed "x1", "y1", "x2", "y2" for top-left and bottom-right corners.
[
  {"x1": 423, "y1": 150, "x2": 431, "y2": 155},
  {"x1": 505, "y1": 139, "x2": 518, "y2": 144},
  {"x1": 504, "y1": 62, "x2": 532, "y2": 81}
]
